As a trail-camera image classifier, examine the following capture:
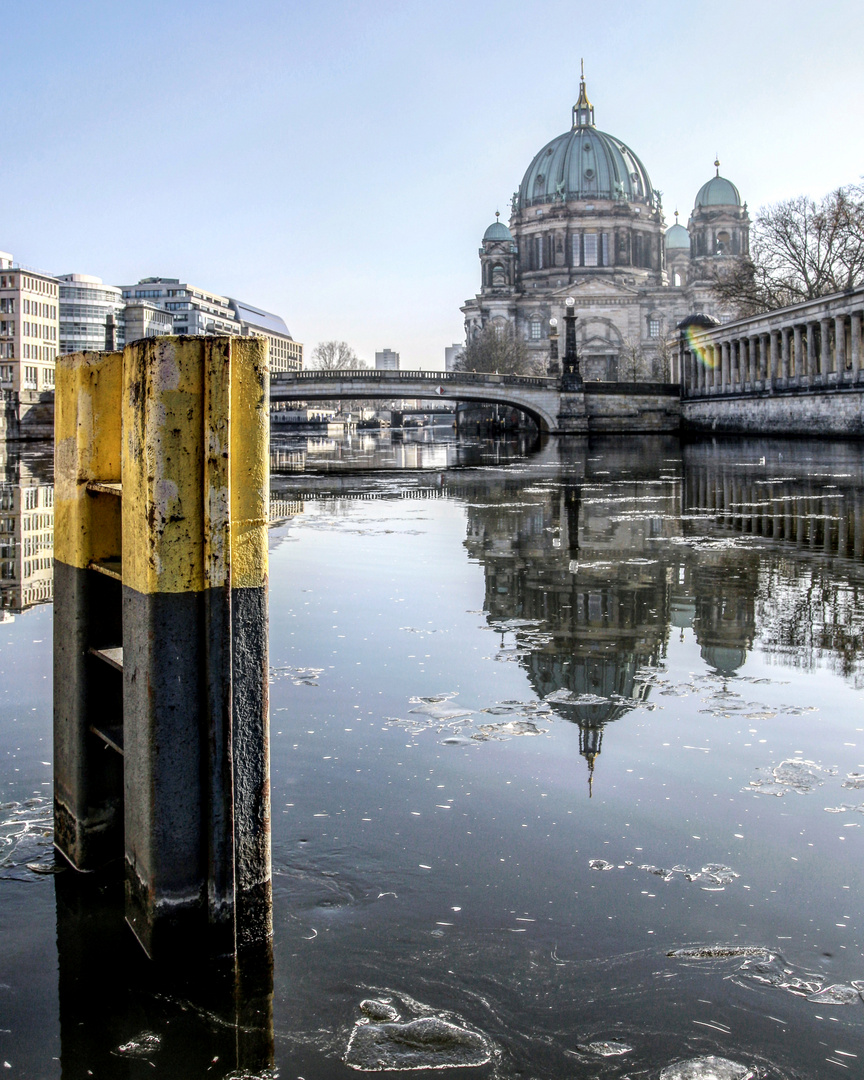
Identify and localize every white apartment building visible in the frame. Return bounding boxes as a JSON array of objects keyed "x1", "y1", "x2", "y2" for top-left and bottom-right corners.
[
  {"x1": 0, "y1": 252, "x2": 59, "y2": 395},
  {"x1": 0, "y1": 472, "x2": 54, "y2": 614},
  {"x1": 375, "y1": 348, "x2": 400, "y2": 370}
]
